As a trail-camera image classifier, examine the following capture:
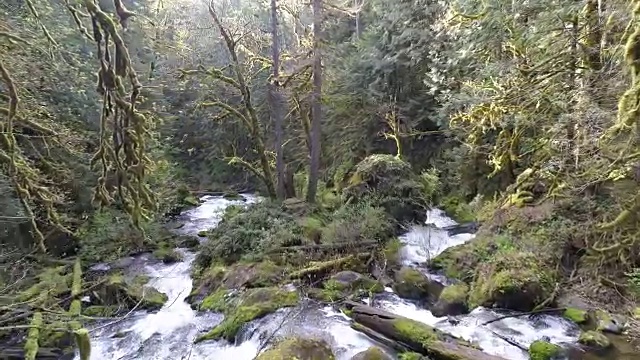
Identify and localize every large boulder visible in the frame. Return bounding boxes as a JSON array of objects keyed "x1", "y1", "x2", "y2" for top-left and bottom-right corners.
[
  {"x1": 431, "y1": 283, "x2": 469, "y2": 317},
  {"x1": 342, "y1": 154, "x2": 428, "y2": 223},
  {"x1": 593, "y1": 309, "x2": 627, "y2": 334},
  {"x1": 309, "y1": 271, "x2": 384, "y2": 303},
  {"x1": 188, "y1": 261, "x2": 284, "y2": 308},
  {"x1": 468, "y1": 250, "x2": 554, "y2": 311},
  {"x1": 256, "y1": 337, "x2": 334, "y2": 360},
  {"x1": 97, "y1": 273, "x2": 168, "y2": 311},
  {"x1": 578, "y1": 330, "x2": 611, "y2": 351},
  {"x1": 392, "y1": 267, "x2": 443, "y2": 302},
  {"x1": 195, "y1": 287, "x2": 299, "y2": 343}
]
